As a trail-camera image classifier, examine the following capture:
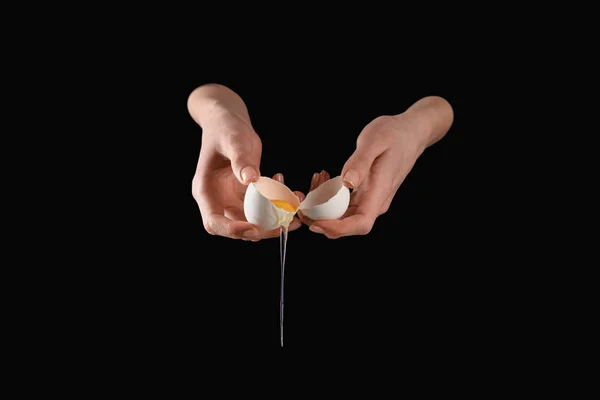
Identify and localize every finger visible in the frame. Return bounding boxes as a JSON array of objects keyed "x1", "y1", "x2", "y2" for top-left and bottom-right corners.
[
  {"x1": 348, "y1": 151, "x2": 399, "y2": 216},
  {"x1": 223, "y1": 204, "x2": 244, "y2": 220},
  {"x1": 297, "y1": 210, "x2": 314, "y2": 226},
  {"x1": 260, "y1": 218, "x2": 302, "y2": 238},
  {"x1": 220, "y1": 129, "x2": 262, "y2": 185},
  {"x1": 196, "y1": 186, "x2": 260, "y2": 239},
  {"x1": 309, "y1": 172, "x2": 319, "y2": 192},
  {"x1": 341, "y1": 136, "x2": 386, "y2": 189},
  {"x1": 379, "y1": 193, "x2": 394, "y2": 216},
  {"x1": 204, "y1": 213, "x2": 264, "y2": 240},
  {"x1": 289, "y1": 217, "x2": 302, "y2": 232},
  {"x1": 312, "y1": 170, "x2": 330, "y2": 191},
  {"x1": 294, "y1": 191, "x2": 305, "y2": 202},
  {"x1": 299, "y1": 202, "x2": 357, "y2": 229},
  {"x1": 309, "y1": 213, "x2": 375, "y2": 239},
  {"x1": 319, "y1": 170, "x2": 330, "y2": 186},
  {"x1": 308, "y1": 154, "x2": 399, "y2": 238},
  {"x1": 224, "y1": 201, "x2": 302, "y2": 240},
  {"x1": 224, "y1": 205, "x2": 265, "y2": 242}
]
